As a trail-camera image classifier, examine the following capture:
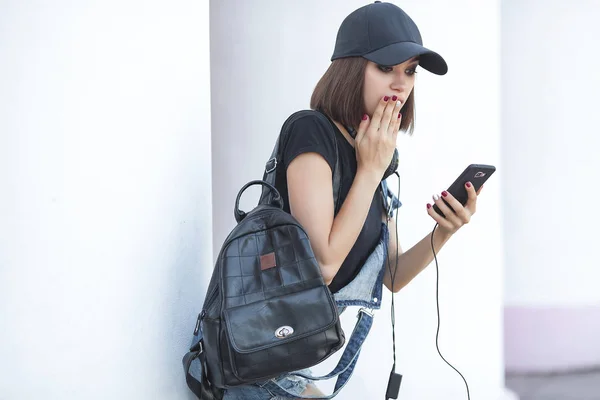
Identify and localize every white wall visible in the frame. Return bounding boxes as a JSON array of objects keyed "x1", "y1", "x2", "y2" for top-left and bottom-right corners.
[
  {"x1": 211, "y1": 1, "x2": 513, "y2": 399},
  {"x1": 502, "y1": 0, "x2": 600, "y2": 308},
  {"x1": 502, "y1": 0, "x2": 600, "y2": 372},
  {"x1": 0, "y1": 1, "x2": 211, "y2": 398}
]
